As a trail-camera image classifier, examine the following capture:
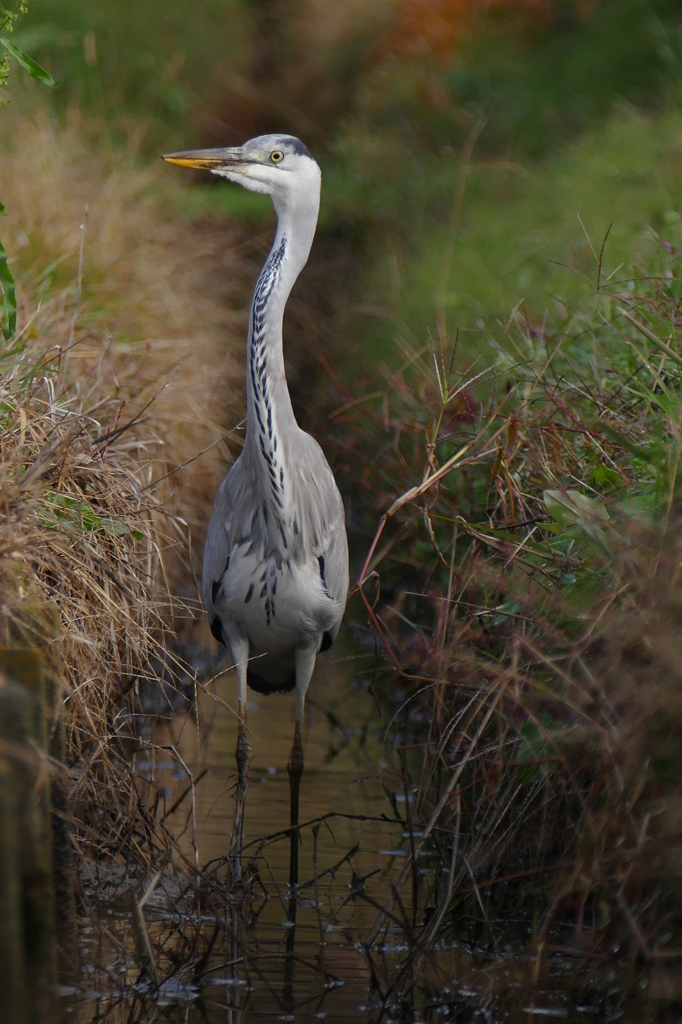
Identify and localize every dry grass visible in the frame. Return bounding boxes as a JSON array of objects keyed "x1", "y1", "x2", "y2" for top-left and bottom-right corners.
[
  {"x1": 329, "y1": 236, "x2": 682, "y2": 997},
  {"x1": 0, "y1": 109, "x2": 246, "y2": 867},
  {"x1": 0, "y1": 109, "x2": 246, "y2": 583}
]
